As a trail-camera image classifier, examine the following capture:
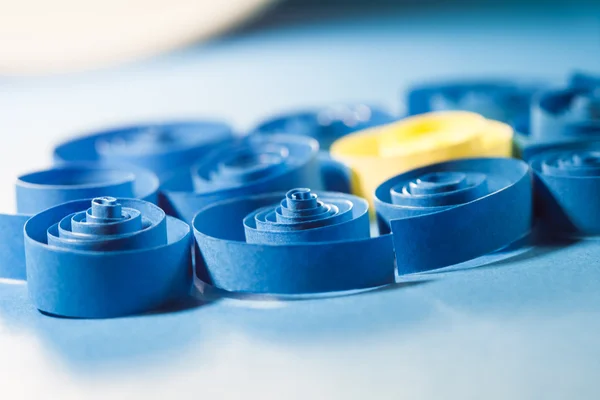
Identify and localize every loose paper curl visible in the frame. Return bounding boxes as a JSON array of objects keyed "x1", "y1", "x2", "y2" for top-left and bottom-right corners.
[
  {"x1": 24, "y1": 197, "x2": 192, "y2": 318},
  {"x1": 0, "y1": 164, "x2": 158, "y2": 280},
  {"x1": 528, "y1": 141, "x2": 600, "y2": 235},
  {"x1": 53, "y1": 121, "x2": 233, "y2": 179},
  {"x1": 407, "y1": 79, "x2": 541, "y2": 128},
  {"x1": 253, "y1": 104, "x2": 395, "y2": 194},
  {"x1": 160, "y1": 134, "x2": 323, "y2": 224}
]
